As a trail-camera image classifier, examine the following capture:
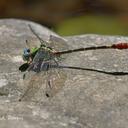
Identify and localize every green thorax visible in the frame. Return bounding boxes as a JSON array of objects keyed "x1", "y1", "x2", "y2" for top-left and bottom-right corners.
[{"x1": 31, "y1": 47, "x2": 39, "y2": 53}]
